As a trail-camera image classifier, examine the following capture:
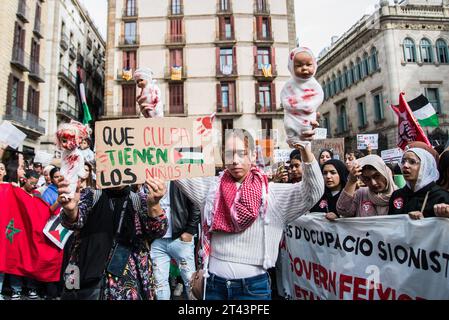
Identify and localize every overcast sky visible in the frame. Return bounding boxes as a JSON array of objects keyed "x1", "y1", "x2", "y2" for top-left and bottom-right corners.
[{"x1": 79, "y1": 0, "x2": 384, "y2": 54}]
